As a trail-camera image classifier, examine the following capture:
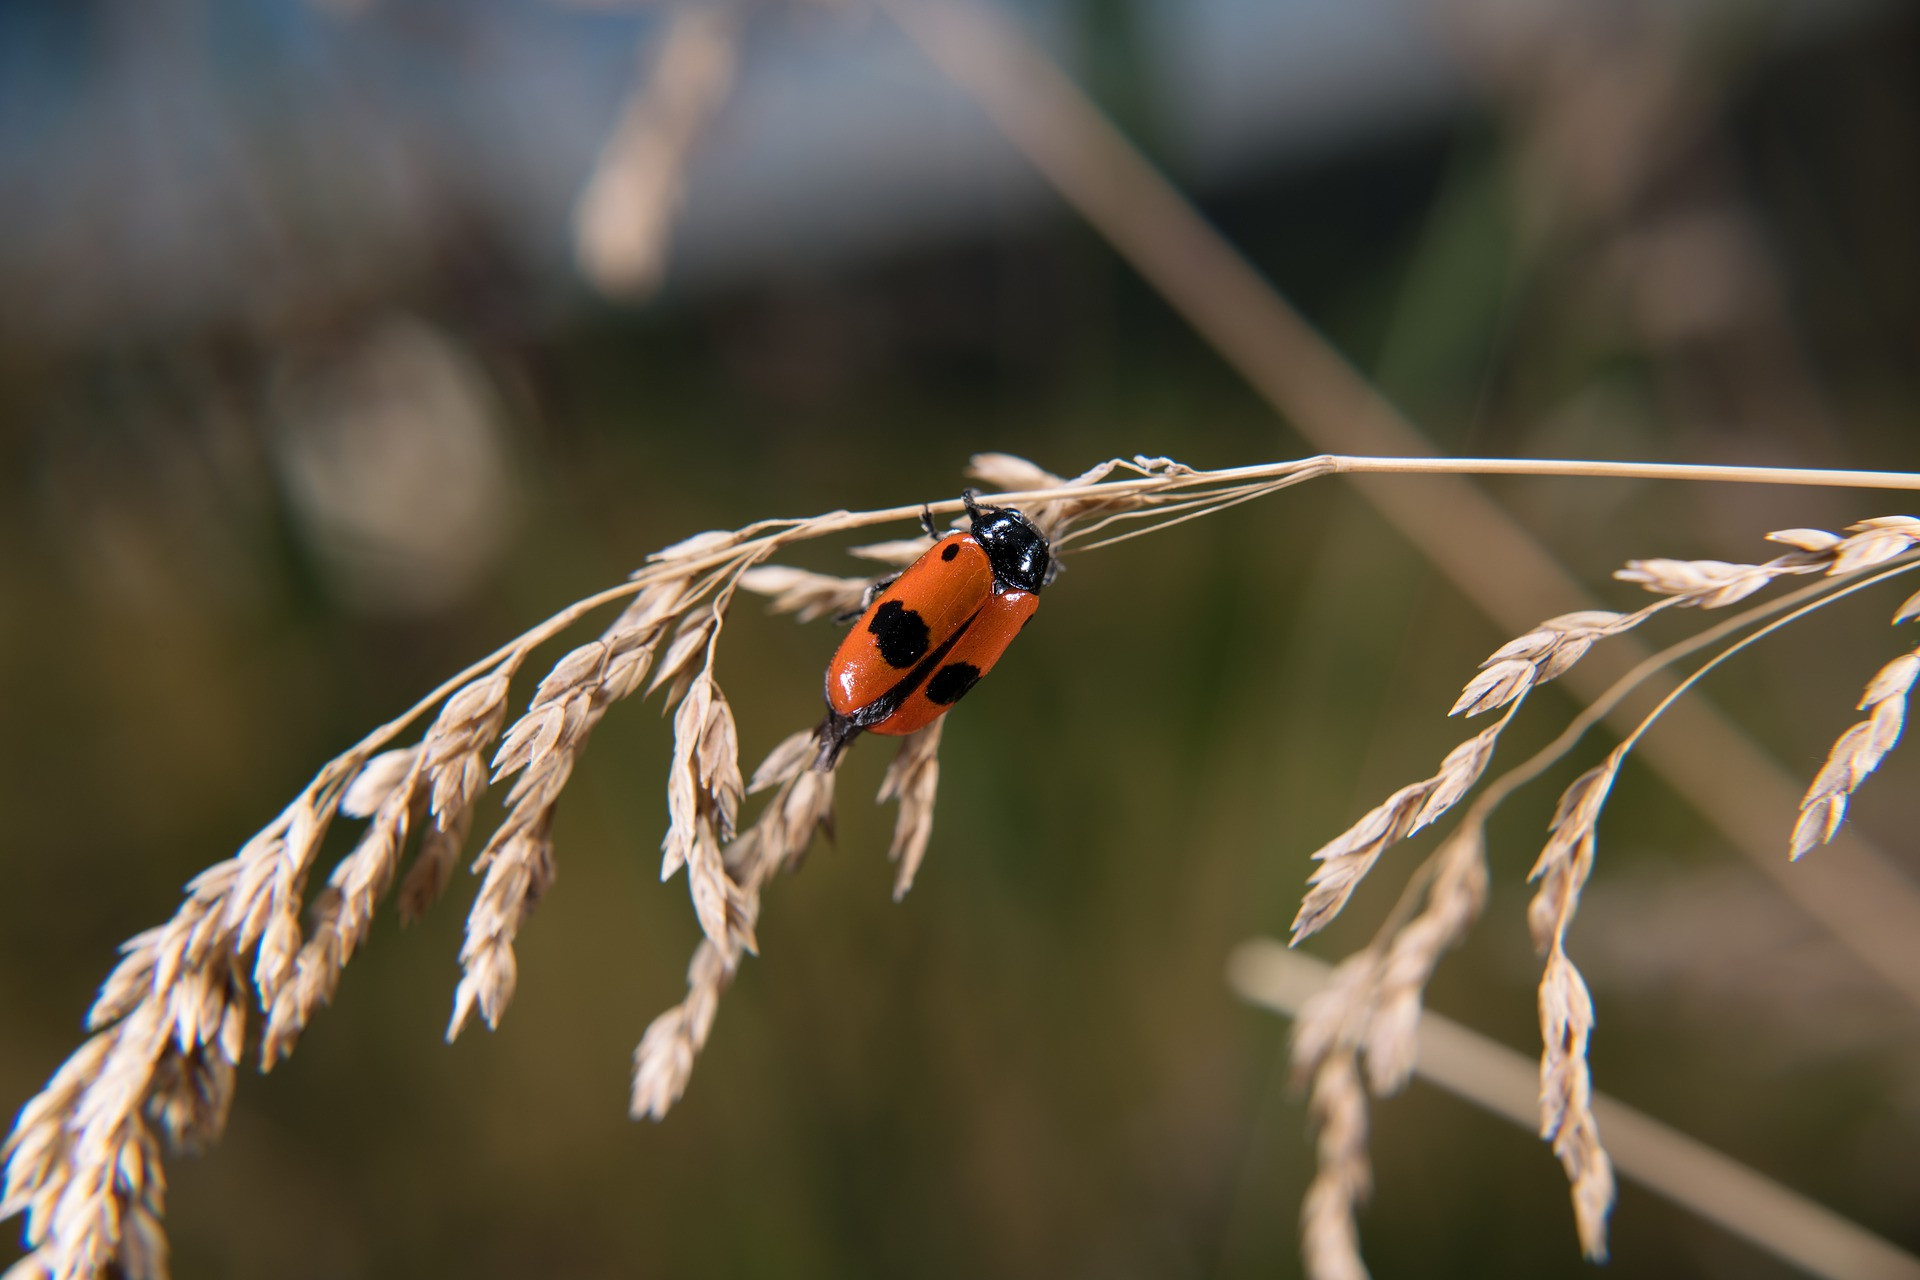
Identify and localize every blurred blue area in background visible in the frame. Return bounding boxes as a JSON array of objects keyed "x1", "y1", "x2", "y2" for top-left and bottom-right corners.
[{"x1": 8, "y1": 0, "x2": 1459, "y2": 334}]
